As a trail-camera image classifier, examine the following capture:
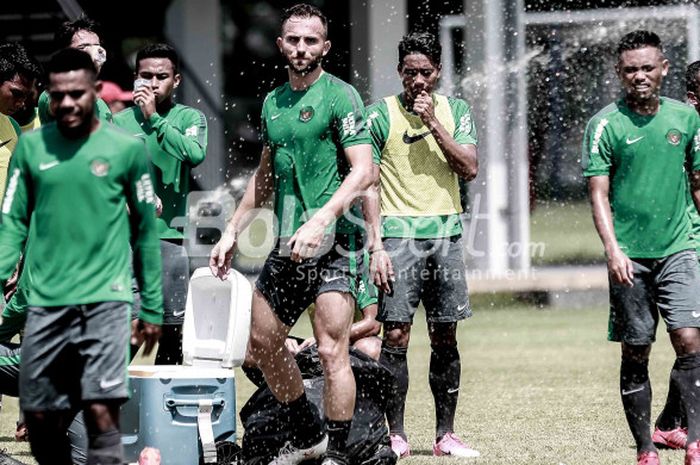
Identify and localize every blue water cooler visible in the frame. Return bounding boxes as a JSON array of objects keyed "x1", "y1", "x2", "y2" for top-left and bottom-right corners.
[{"x1": 121, "y1": 268, "x2": 252, "y2": 464}]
